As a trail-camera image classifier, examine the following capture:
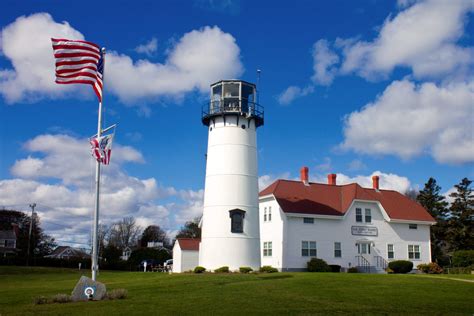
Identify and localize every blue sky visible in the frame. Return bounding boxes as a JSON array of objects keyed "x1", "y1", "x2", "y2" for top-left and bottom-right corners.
[{"x1": 0, "y1": 0, "x2": 473, "y2": 247}]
